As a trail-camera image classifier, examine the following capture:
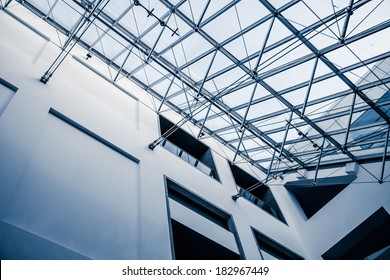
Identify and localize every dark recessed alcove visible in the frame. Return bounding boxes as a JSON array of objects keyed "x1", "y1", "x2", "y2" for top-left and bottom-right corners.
[
  {"x1": 229, "y1": 162, "x2": 286, "y2": 223},
  {"x1": 159, "y1": 116, "x2": 219, "y2": 180},
  {"x1": 285, "y1": 175, "x2": 356, "y2": 219},
  {"x1": 252, "y1": 228, "x2": 304, "y2": 260},
  {"x1": 322, "y1": 207, "x2": 390, "y2": 260},
  {"x1": 171, "y1": 219, "x2": 240, "y2": 260}
]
